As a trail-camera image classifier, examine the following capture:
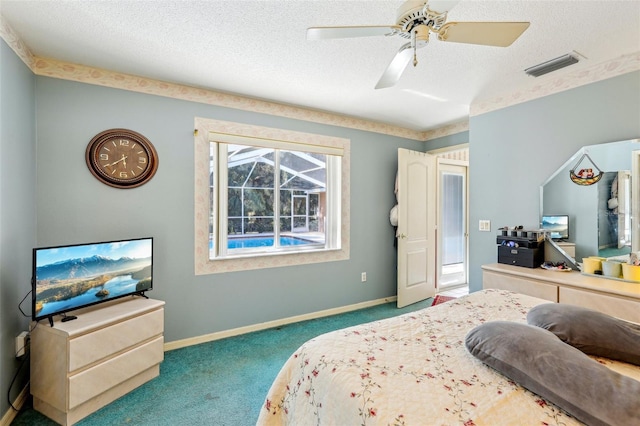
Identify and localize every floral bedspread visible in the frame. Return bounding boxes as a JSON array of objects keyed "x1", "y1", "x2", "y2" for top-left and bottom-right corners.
[{"x1": 257, "y1": 289, "x2": 640, "y2": 426}]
